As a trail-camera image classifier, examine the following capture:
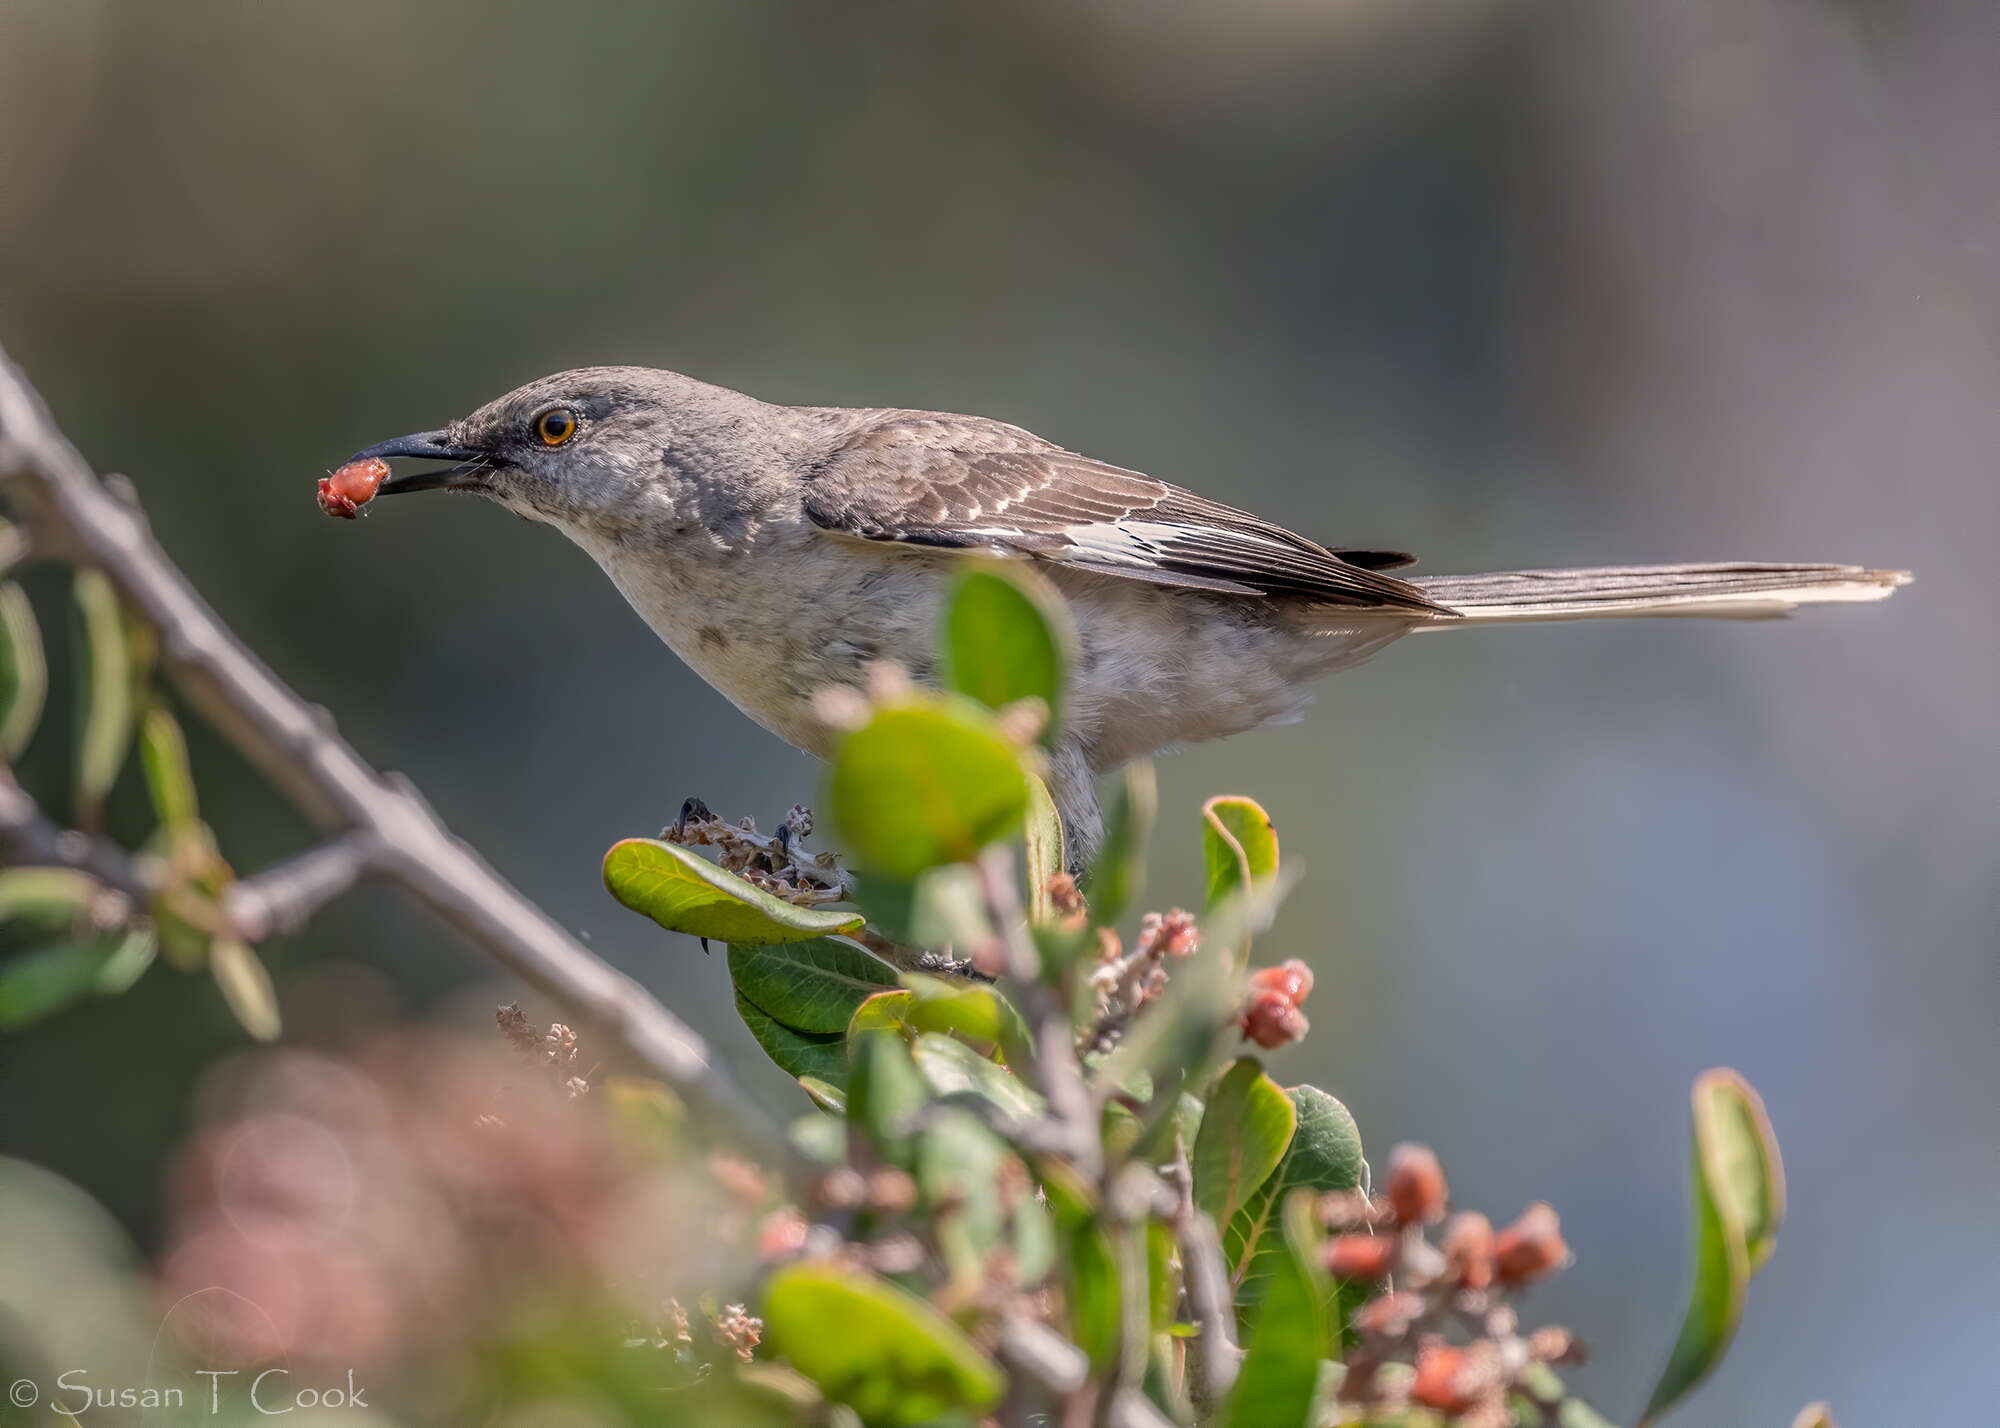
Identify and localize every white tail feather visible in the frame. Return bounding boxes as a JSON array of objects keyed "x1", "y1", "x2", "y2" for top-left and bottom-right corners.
[{"x1": 1407, "y1": 562, "x2": 1910, "y2": 625}]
